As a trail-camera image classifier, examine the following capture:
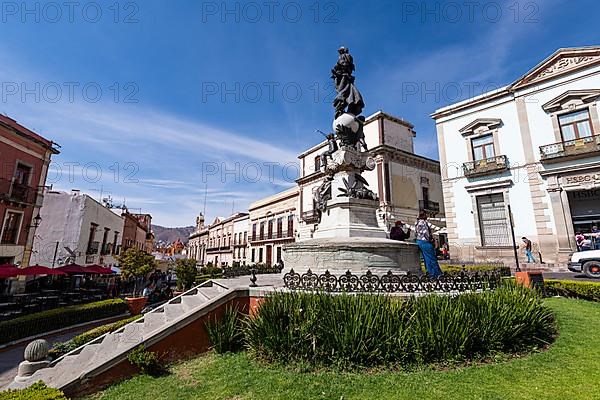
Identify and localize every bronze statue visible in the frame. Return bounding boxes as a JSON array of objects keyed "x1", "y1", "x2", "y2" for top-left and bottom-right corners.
[{"x1": 331, "y1": 47, "x2": 365, "y2": 118}]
